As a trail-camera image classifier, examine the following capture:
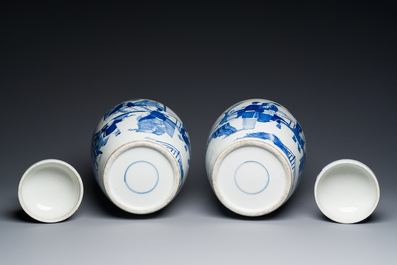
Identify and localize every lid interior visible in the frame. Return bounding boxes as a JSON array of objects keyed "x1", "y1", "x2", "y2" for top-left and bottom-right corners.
[
  {"x1": 315, "y1": 160, "x2": 380, "y2": 224},
  {"x1": 18, "y1": 160, "x2": 83, "y2": 223}
]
